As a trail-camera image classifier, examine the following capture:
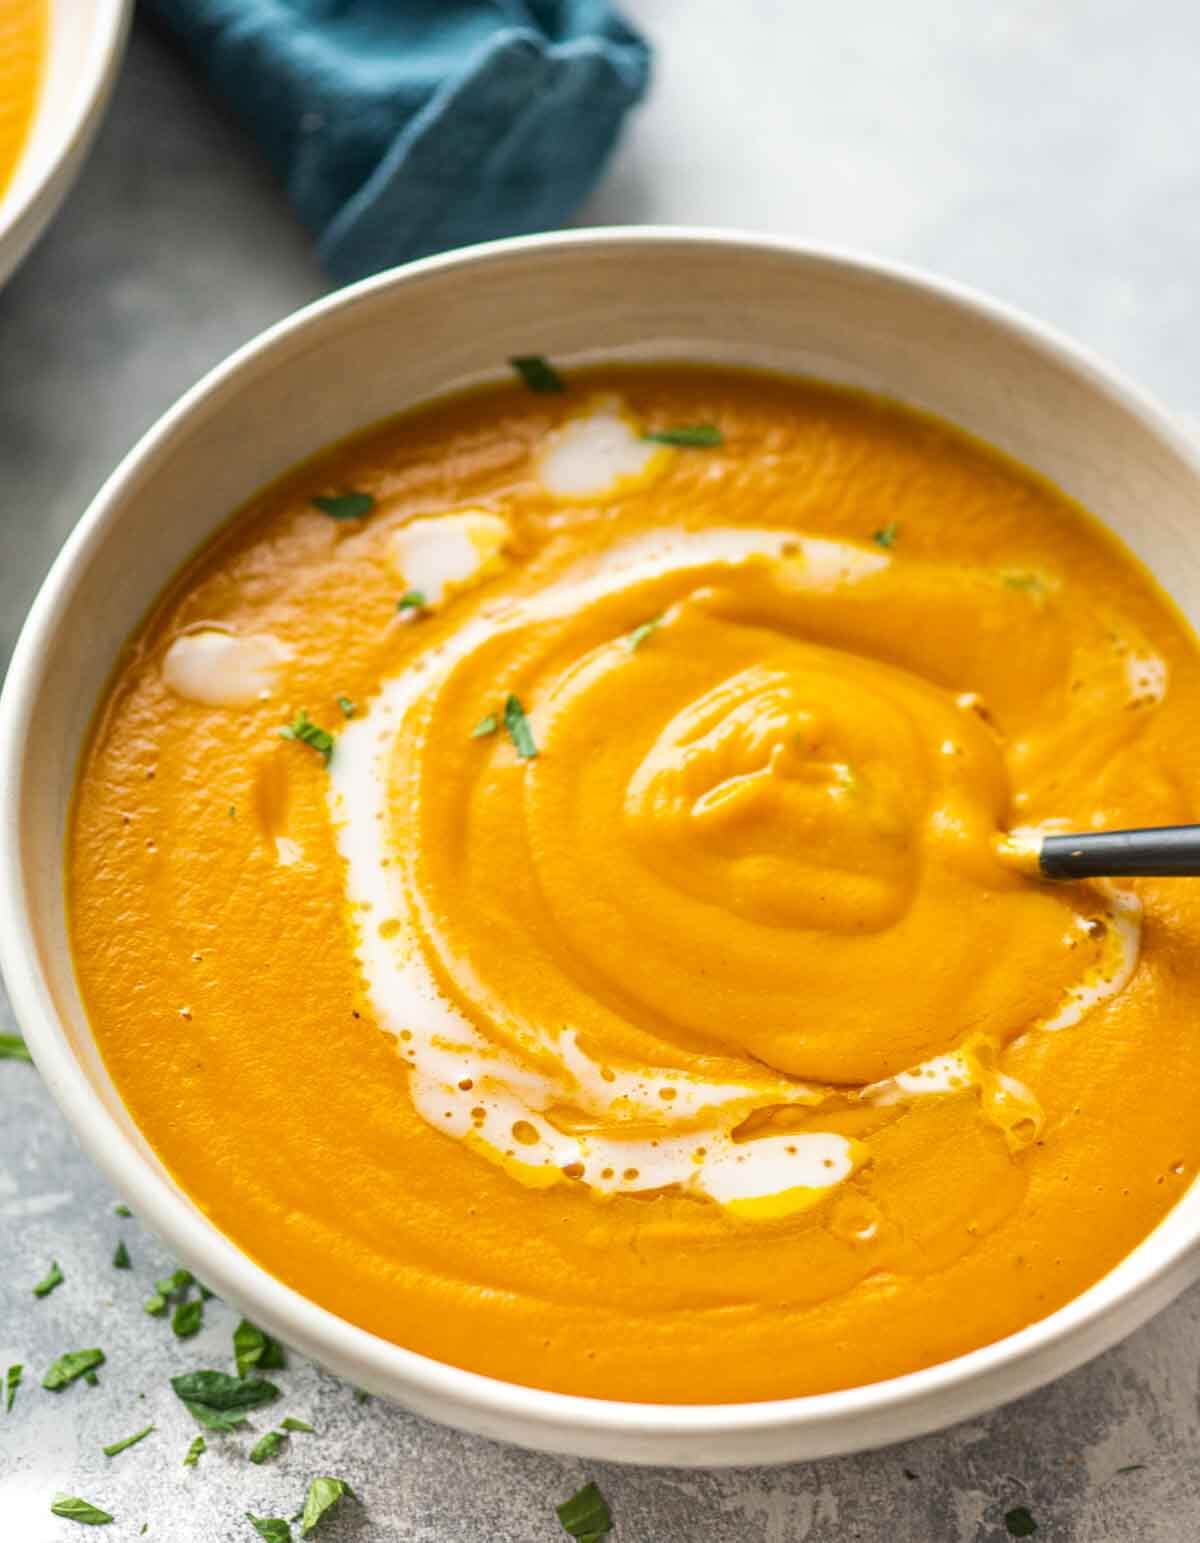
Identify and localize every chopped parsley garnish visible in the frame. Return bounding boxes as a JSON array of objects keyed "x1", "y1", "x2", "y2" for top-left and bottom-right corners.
[
  {"x1": 198, "y1": 1283, "x2": 215, "y2": 1301},
  {"x1": 0, "y1": 1033, "x2": 32, "y2": 1062},
  {"x1": 1115, "y1": 1464, "x2": 1146, "y2": 1475},
  {"x1": 172, "y1": 1299, "x2": 204, "y2": 1339},
  {"x1": 171, "y1": 1369, "x2": 279, "y2": 1432},
  {"x1": 113, "y1": 1204, "x2": 132, "y2": 1218},
  {"x1": 396, "y1": 589, "x2": 426, "y2": 612},
  {"x1": 1003, "y1": 570, "x2": 1044, "y2": 592},
  {"x1": 280, "y1": 1417, "x2": 314, "y2": 1433},
  {"x1": 33, "y1": 1259, "x2": 64, "y2": 1297},
  {"x1": 5, "y1": 1363, "x2": 22, "y2": 1413},
  {"x1": 872, "y1": 521, "x2": 899, "y2": 549},
  {"x1": 279, "y1": 711, "x2": 334, "y2": 766},
  {"x1": 641, "y1": 423, "x2": 723, "y2": 447},
  {"x1": 43, "y1": 1348, "x2": 105, "y2": 1391},
  {"x1": 182, "y1": 1435, "x2": 206, "y2": 1467},
  {"x1": 503, "y1": 693, "x2": 537, "y2": 759},
  {"x1": 471, "y1": 713, "x2": 498, "y2": 738},
  {"x1": 50, "y1": 1495, "x2": 114, "y2": 1526},
  {"x1": 234, "y1": 1319, "x2": 286, "y2": 1378},
  {"x1": 300, "y1": 1477, "x2": 352, "y2": 1536},
  {"x1": 112, "y1": 1240, "x2": 131, "y2": 1270},
  {"x1": 628, "y1": 614, "x2": 663, "y2": 650},
  {"x1": 510, "y1": 355, "x2": 565, "y2": 394},
  {"x1": 246, "y1": 1517, "x2": 291, "y2": 1542},
  {"x1": 143, "y1": 1294, "x2": 166, "y2": 1317},
  {"x1": 557, "y1": 1481, "x2": 613, "y2": 1541},
  {"x1": 1005, "y1": 1507, "x2": 1038, "y2": 1537},
  {"x1": 352, "y1": 1387, "x2": 371, "y2": 1404},
  {"x1": 249, "y1": 1429, "x2": 287, "y2": 1464},
  {"x1": 336, "y1": 695, "x2": 355, "y2": 718},
  {"x1": 154, "y1": 1268, "x2": 193, "y2": 1298},
  {"x1": 103, "y1": 1425, "x2": 154, "y2": 1458},
  {"x1": 311, "y1": 490, "x2": 375, "y2": 521}
]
